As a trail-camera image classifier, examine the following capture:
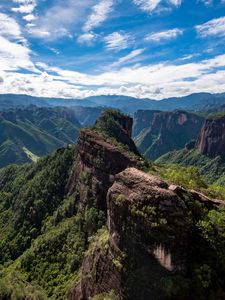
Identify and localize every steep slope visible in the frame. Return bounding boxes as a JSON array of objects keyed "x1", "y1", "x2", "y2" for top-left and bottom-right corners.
[
  {"x1": 0, "y1": 106, "x2": 83, "y2": 167},
  {"x1": 132, "y1": 109, "x2": 161, "y2": 138},
  {"x1": 66, "y1": 109, "x2": 142, "y2": 212},
  {"x1": 1, "y1": 109, "x2": 225, "y2": 300},
  {"x1": 0, "y1": 109, "x2": 142, "y2": 299},
  {"x1": 196, "y1": 114, "x2": 225, "y2": 160},
  {"x1": 70, "y1": 168, "x2": 225, "y2": 300},
  {"x1": 135, "y1": 110, "x2": 204, "y2": 161},
  {"x1": 157, "y1": 113, "x2": 225, "y2": 185}
]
